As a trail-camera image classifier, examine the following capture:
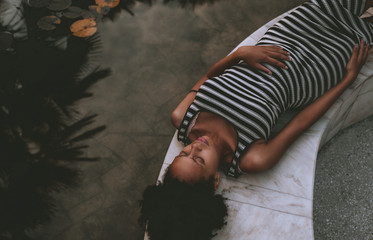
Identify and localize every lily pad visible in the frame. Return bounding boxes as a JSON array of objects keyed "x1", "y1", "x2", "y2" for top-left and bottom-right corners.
[
  {"x1": 63, "y1": 6, "x2": 82, "y2": 19},
  {"x1": 70, "y1": 18, "x2": 97, "y2": 37},
  {"x1": 37, "y1": 16, "x2": 61, "y2": 31},
  {"x1": 0, "y1": 32, "x2": 13, "y2": 50},
  {"x1": 47, "y1": 0, "x2": 72, "y2": 11},
  {"x1": 95, "y1": 0, "x2": 120, "y2": 8},
  {"x1": 81, "y1": 9, "x2": 99, "y2": 19},
  {"x1": 28, "y1": 0, "x2": 50, "y2": 8}
]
